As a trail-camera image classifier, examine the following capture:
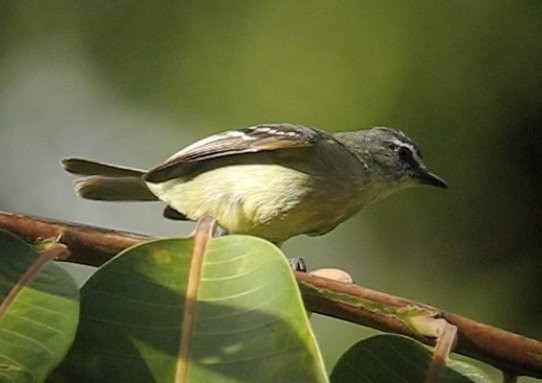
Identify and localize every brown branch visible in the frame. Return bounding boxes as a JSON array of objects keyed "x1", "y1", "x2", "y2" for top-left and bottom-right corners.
[
  {"x1": 1, "y1": 210, "x2": 541, "y2": 379},
  {"x1": 297, "y1": 272, "x2": 542, "y2": 379},
  {"x1": 0, "y1": 211, "x2": 149, "y2": 266}
]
